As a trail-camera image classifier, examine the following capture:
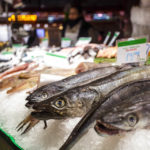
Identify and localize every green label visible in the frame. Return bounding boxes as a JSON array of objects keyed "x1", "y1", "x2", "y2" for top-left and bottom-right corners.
[
  {"x1": 107, "y1": 32, "x2": 111, "y2": 36},
  {"x1": 78, "y1": 37, "x2": 91, "y2": 41},
  {"x1": 118, "y1": 38, "x2": 147, "y2": 47},
  {"x1": 12, "y1": 44, "x2": 23, "y2": 48},
  {"x1": 2, "y1": 52, "x2": 13, "y2": 55},
  {"x1": 42, "y1": 38, "x2": 48, "y2": 41},
  {"x1": 46, "y1": 52, "x2": 67, "y2": 59},
  {"x1": 61, "y1": 38, "x2": 71, "y2": 41}
]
